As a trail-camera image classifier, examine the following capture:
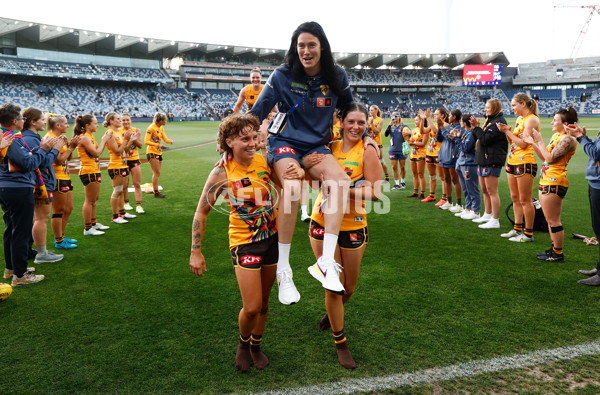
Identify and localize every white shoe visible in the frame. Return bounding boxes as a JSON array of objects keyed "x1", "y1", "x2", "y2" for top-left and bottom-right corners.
[
  {"x1": 111, "y1": 217, "x2": 128, "y2": 224},
  {"x1": 453, "y1": 208, "x2": 465, "y2": 216},
  {"x1": 93, "y1": 222, "x2": 110, "y2": 230},
  {"x1": 479, "y1": 218, "x2": 500, "y2": 229},
  {"x1": 501, "y1": 229, "x2": 521, "y2": 238},
  {"x1": 440, "y1": 201, "x2": 452, "y2": 210},
  {"x1": 136, "y1": 205, "x2": 145, "y2": 214},
  {"x1": 449, "y1": 204, "x2": 463, "y2": 213},
  {"x1": 461, "y1": 211, "x2": 479, "y2": 220},
  {"x1": 123, "y1": 203, "x2": 133, "y2": 210},
  {"x1": 276, "y1": 269, "x2": 300, "y2": 305},
  {"x1": 473, "y1": 213, "x2": 492, "y2": 223},
  {"x1": 123, "y1": 212, "x2": 136, "y2": 219},
  {"x1": 509, "y1": 233, "x2": 534, "y2": 243},
  {"x1": 308, "y1": 257, "x2": 345, "y2": 294},
  {"x1": 84, "y1": 228, "x2": 105, "y2": 236},
  {"x1": 300, "y1": 212, "x2": 310, "y2": 223}
]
